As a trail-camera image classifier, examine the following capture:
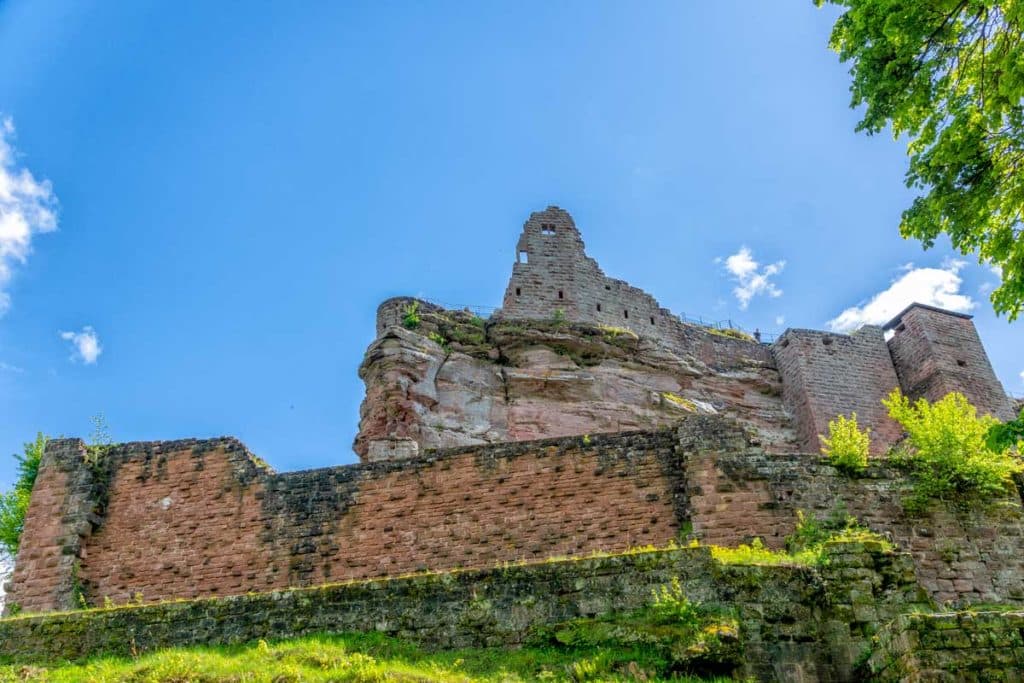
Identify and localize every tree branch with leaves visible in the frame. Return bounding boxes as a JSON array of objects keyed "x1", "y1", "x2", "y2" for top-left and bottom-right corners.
[{"x1": 816, "y1": 0, "x2": 1024, "y2": 319}]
